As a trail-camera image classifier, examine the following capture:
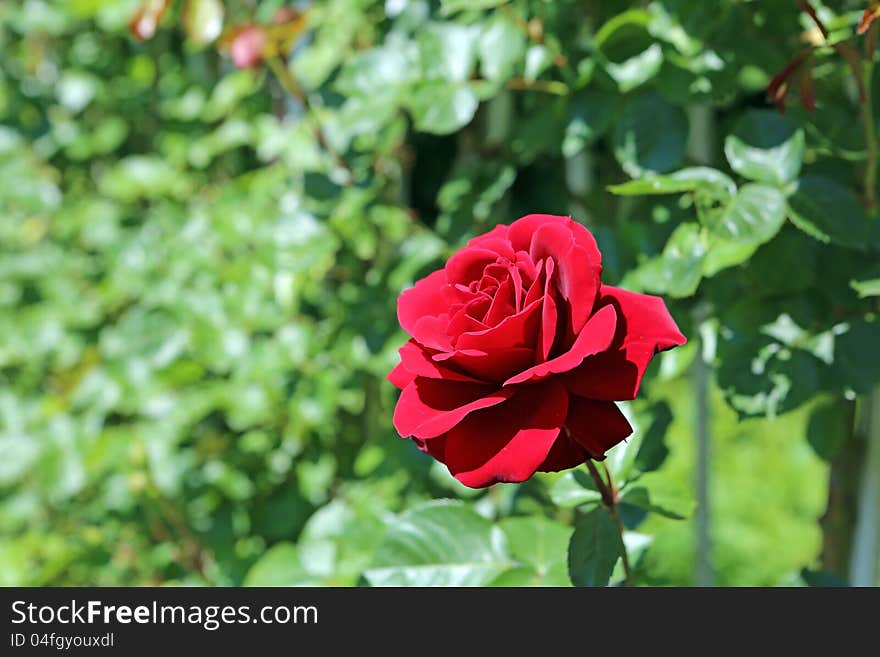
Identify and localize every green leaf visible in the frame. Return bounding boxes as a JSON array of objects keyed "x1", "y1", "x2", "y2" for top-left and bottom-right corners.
[
  {"x1": 613, "y1": 93, "x2": 688, "y2": 177},
  {"x1": 620, "y1": 484, "x2": 691, "y2": 520},
  {"x1": 550, "y1": 469, "x2": 603, "y2": 508},
  {"x1": 634, "y1": 401, "x2": 673, "y2": 473},
  {"x1": 523, "y1": 44, "x2": 552, "y2": 82},
  {"x1": 786, "y1": 176, "x2": 870, "y2": 250},
  {"x1": 605, "y1": 416, "x2": 644, "y2": 484},
  {"x1": 440, "y1": 0, "x2": 510, "y2": 16},
  {"x1": 702, "y1": 236, "x2": 760, "y2": 277},
  {"x1": 478, "y1": 13, "x2": 526, "y2": 83},
  {"x1": 364, "y1": 500, "x2": 511, "y2": 586},
  {"x1": 605, "y1": 43, "x2": 663, "y2": 92},
  {"x1": 567, "y1": 507, "x2": 620, "y2": 587},
  {"x1": 335, "y1": 41, "x2": 417, "y2": 100},
  {"x1": 498, "y1": 516, "x2": 572, "y2": 586},
  {"x1": 562, "y1": 89, "x2": 616, "y2": 157},
  {"x1": 851, "y1": 277, "x2": 880, "y2": 298},
  {"x1": 418, "y1": 23, "x2": 478, "y2": 83},
  {"x1": 608, "y1": 176, "x2": 700, "y2": 196},
  {"x1": 671, "y1": 167, "x2": 737, "y2": 196},
  {"x1": 407, "y1": 82, "x2": 479, "y2": 135},
  {"x1": 243, "y1": 542, "x2": 318, "y2": 586},
  {"x1": 595, "y1": 9, "x2": 663, "y2": 92},
  {"x1": 622, "y1": 222, "x2": 706, "y2": 298},
  {"x1": 830, "y1": 320, "x2": 880, "y2": 394},
  {"x1": 806, "y1": 398, "x2": 847, "y2": 462},
  {"x1": 724, "y1": 110, "x2": 804, "y2": 185},
  {"x1": 608, "y1": 167, "x2": 736, "y2": 197},
  {"x1": 700, "y1": 184, "x2": 786, "y2": 244}
]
